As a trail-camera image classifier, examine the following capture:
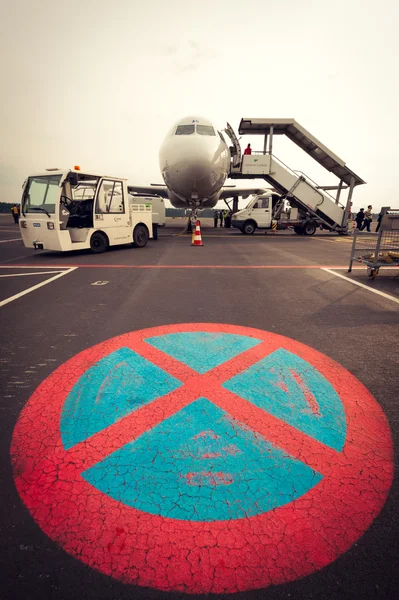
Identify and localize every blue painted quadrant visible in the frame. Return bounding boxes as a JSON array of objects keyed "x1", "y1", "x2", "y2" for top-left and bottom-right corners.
[
  {"x1": 82, "y1": 398, "x2": 322, "y2": 521},
  {"x1": 223, "y1": 348, "x2": 346, "y2": 451},
  {"x1": 61, "y1": 347, "x2": 182, "y2": 450},
  {"x1": 145, "y1": 332, "x2": 262, "y2": 374}
]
